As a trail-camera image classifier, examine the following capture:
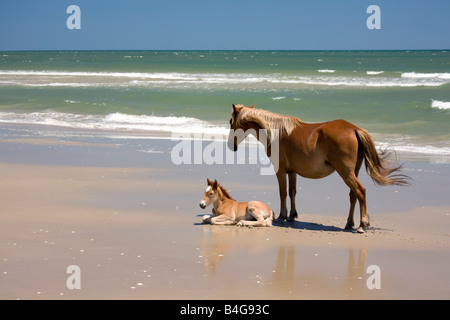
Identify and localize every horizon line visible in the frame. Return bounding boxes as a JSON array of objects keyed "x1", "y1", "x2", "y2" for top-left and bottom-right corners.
[{"x1": 1, "y1": 48, "x2": 449, "y2": 53}]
